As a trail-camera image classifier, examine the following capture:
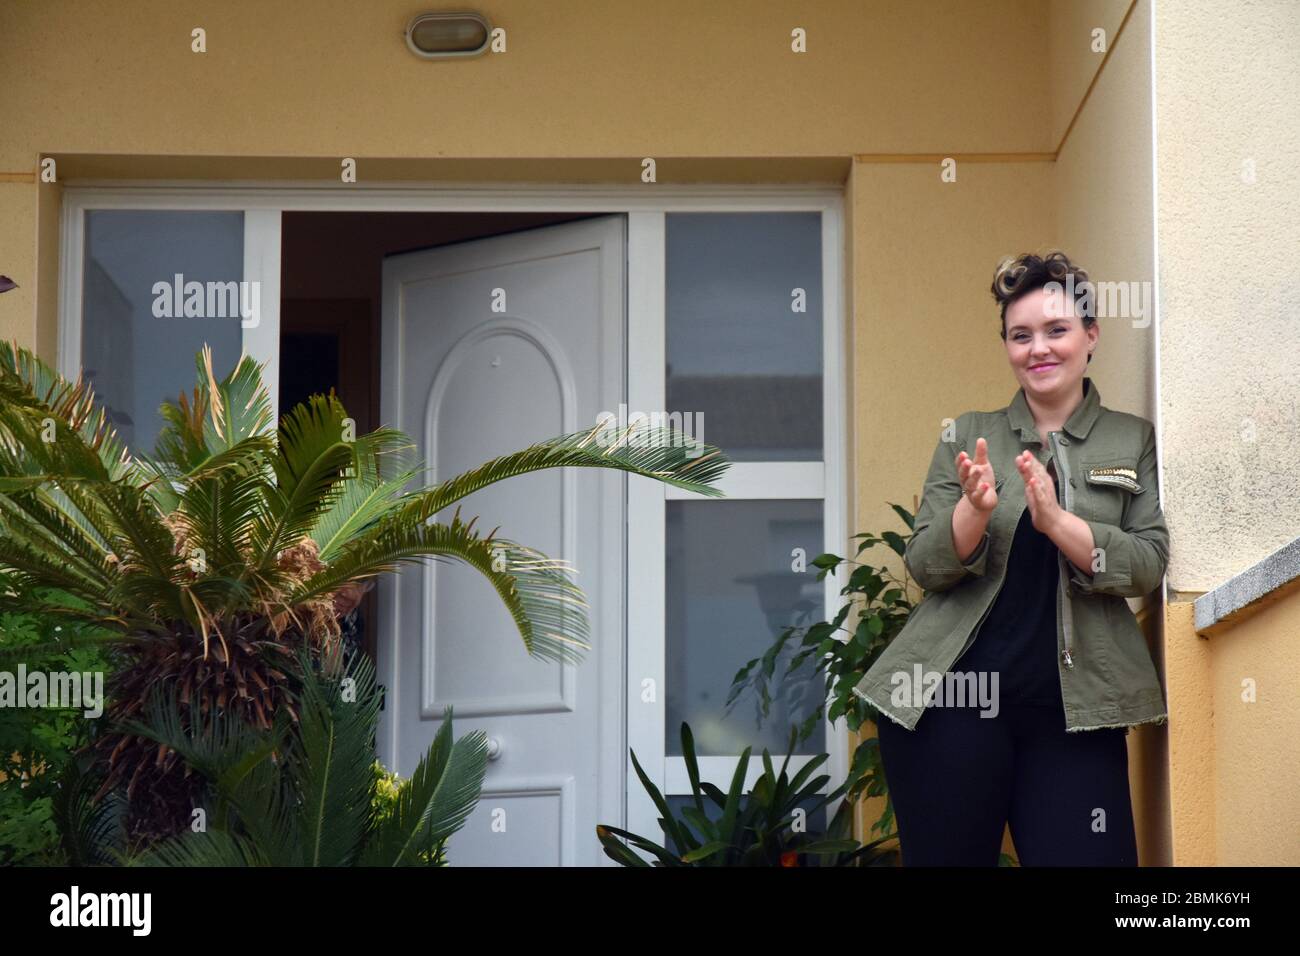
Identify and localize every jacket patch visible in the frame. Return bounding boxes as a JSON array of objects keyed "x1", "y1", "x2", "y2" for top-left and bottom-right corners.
[{"x1": 1085, "y1": 466, "x2": 1142, "y2": 494}]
